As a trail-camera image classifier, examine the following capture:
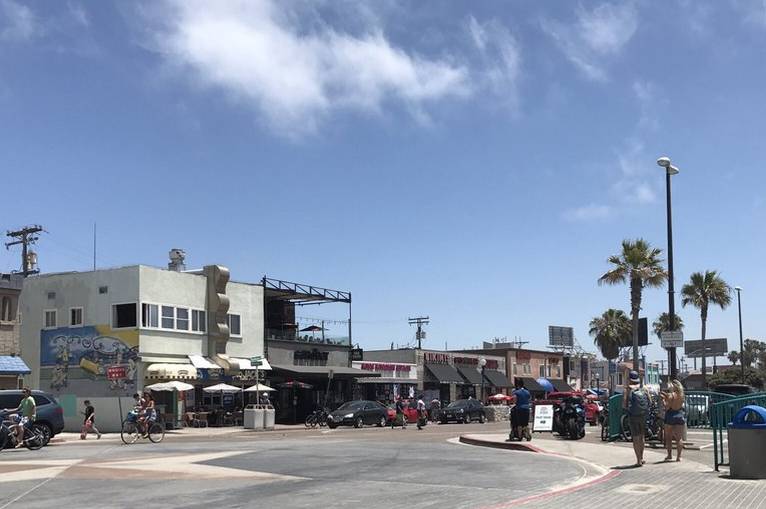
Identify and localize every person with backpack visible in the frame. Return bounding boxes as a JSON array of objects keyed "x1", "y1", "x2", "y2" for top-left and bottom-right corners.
[
  {"x1": 623, "y1": 370, "x2": 649, "y2": 467},
  {"x1": 416, "y1": 396, "x2": 427, "y2": 430}
]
